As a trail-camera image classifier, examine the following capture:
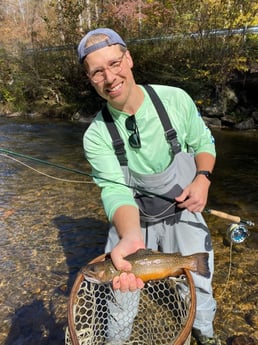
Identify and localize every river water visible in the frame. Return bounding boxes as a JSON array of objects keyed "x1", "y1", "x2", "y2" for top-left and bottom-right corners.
[{"x1": 0, "y1": 117, "x2": 257, "y2": 345}]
